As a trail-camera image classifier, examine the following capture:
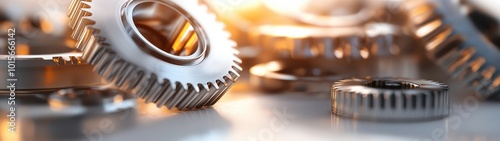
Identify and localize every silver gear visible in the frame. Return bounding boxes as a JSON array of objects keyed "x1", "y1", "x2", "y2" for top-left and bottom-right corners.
[
  {"x1": 251, "y1": 23, "x2": 410, "y2": 60},
  {"x1": 404, "y1": 0, "x2": 500, "y2": 99},
  {"x1": 332, "y1": 77, "x2": 449, "y2": 121},
  {"x1": 68, "y1": 0, "x2": 242, "y2": 110},
  {"x1": 0, "y1": 51, "x2": 104, "y2": 92}
]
